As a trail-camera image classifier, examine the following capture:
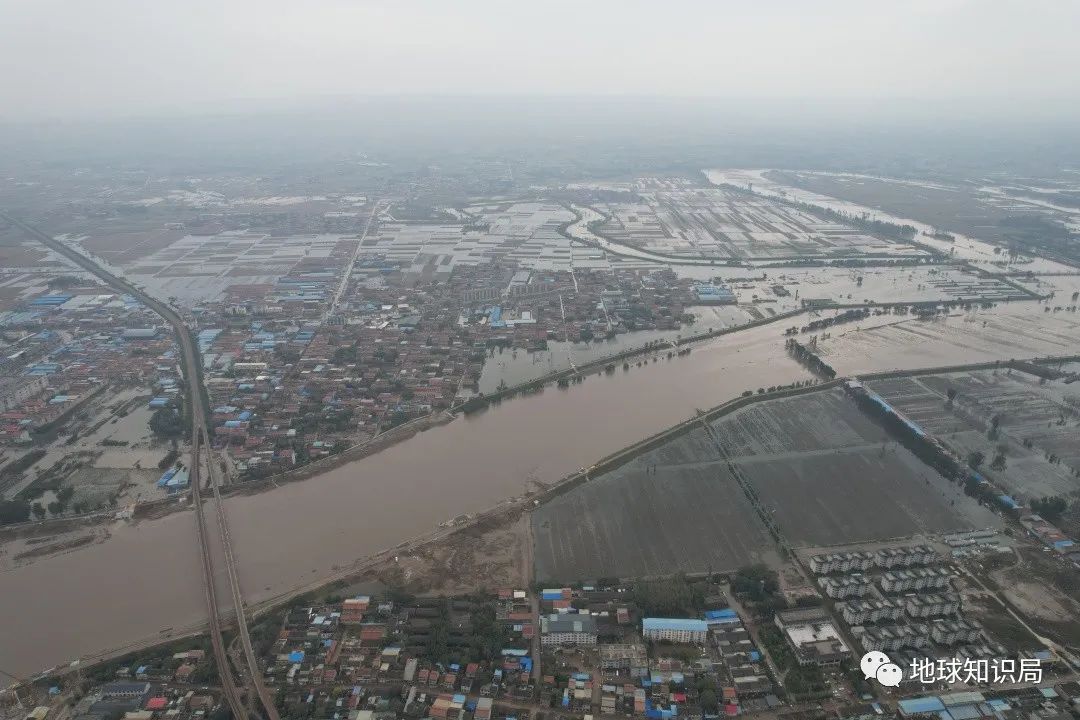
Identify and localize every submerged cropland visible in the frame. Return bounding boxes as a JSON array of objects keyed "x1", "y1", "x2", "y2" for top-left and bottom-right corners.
[
  {"x1": 865, "y1": 370, "x2": 1080, "y2": 509},
  {"x1": 1, "y1": 165, "x2": 1079, "y2": 682}
]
